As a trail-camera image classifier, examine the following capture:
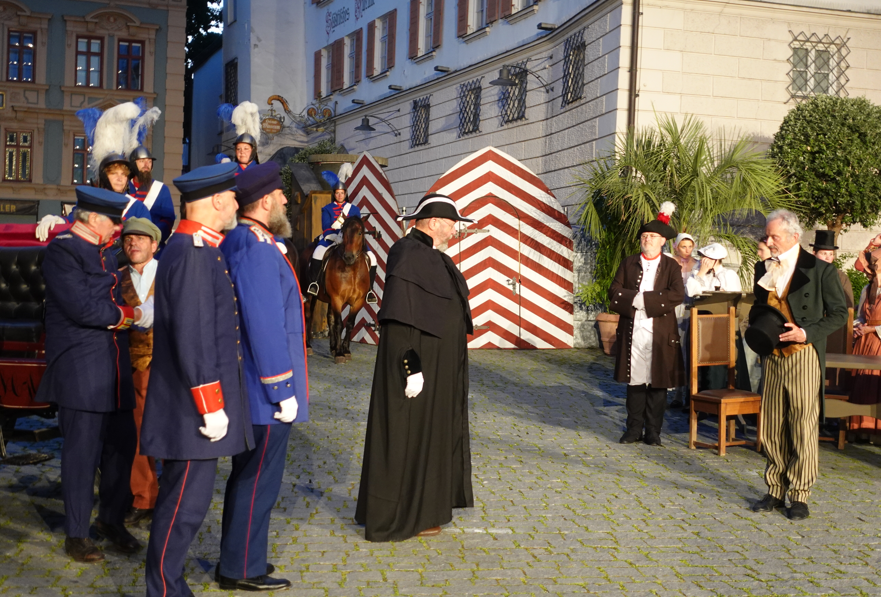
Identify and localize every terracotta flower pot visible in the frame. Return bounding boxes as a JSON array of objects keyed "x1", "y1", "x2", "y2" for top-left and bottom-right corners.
[{"x1": 595, "y1": 312, "x2": 620, "y2": 356}]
